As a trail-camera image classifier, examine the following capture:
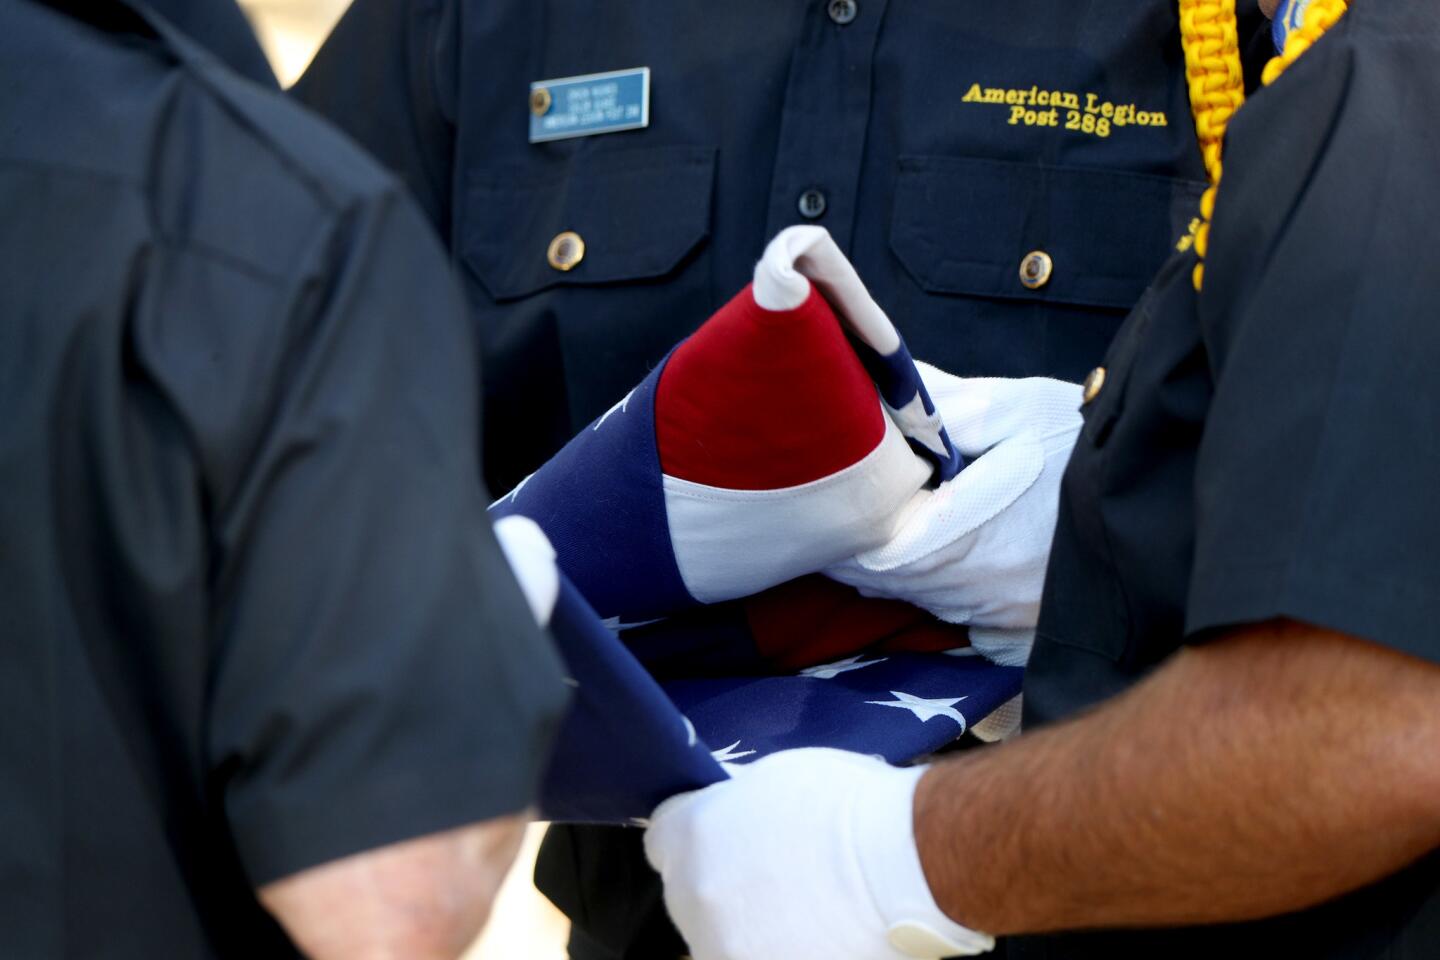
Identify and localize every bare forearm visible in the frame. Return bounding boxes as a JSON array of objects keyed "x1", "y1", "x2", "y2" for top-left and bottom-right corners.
[
  {"x1": 260, "y1": 813, "x2": 528, "y2": 960},
  {"x1": 915, "y1": 622, "x2": 1440, "y2": 935}
]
